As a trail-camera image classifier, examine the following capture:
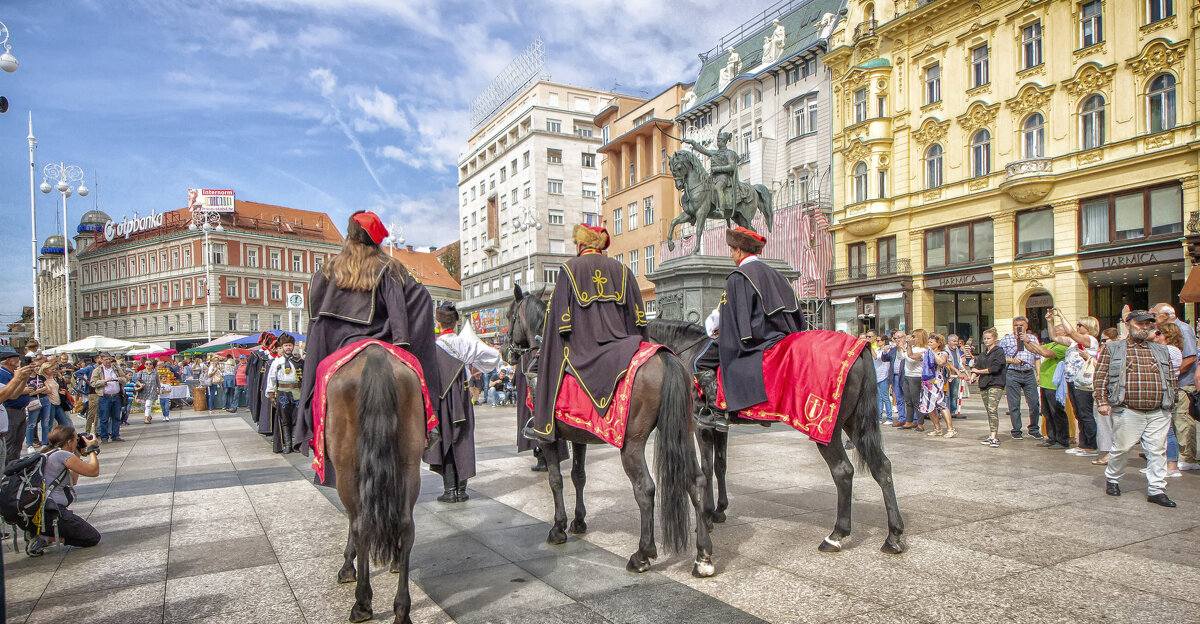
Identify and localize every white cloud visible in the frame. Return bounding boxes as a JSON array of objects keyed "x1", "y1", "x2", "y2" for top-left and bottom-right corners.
[
  {"x1": 378, "y1": 145, "x2": 423, "y2": 169},
  {"x1": 309, "y1": 67, "x2": 338, "y2": 98},
  {"x1": 354, "y1": 88, "x2": 411, "y2": 132}
]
